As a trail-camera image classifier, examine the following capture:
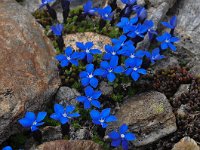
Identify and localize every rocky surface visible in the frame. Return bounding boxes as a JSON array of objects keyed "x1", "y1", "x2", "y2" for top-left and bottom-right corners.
[
  {"x1": 0, "y1": 0, "x2": 60, "y2": 143},
  {"x1": 173, "y1": 84, "x2": 190, "y2": 98},
  {"x1": 35, "y1": 140, "x2": 103, "y2": 150},
  {"x1": 106, "y1": 91, "x2": 177, "y2": 147},
  {"x1": 99, "y1": 81, "x2": 113, "y2": 96},
  {"x1": 55, "y1": 86, "x2": 80, "y2": 106},
  {"x1": 64, "y1": 32, "x2": 111, "y2": 52},
  {"x1": 70, "y1": 127, "x2": 91, "y2": 140},
  {"x1": 172, "y1": 137, "x2": 200, "y2": 150},
  {"x1": 42, "y1": 126, "x2": 62, "y2": 142}
]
